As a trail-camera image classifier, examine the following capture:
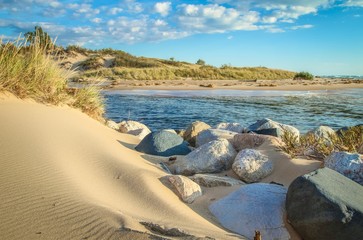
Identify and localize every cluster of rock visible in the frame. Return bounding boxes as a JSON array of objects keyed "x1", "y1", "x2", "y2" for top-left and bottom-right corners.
[{"x1": 107, "y1": 118, "x2": 363, "y2": 240}]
